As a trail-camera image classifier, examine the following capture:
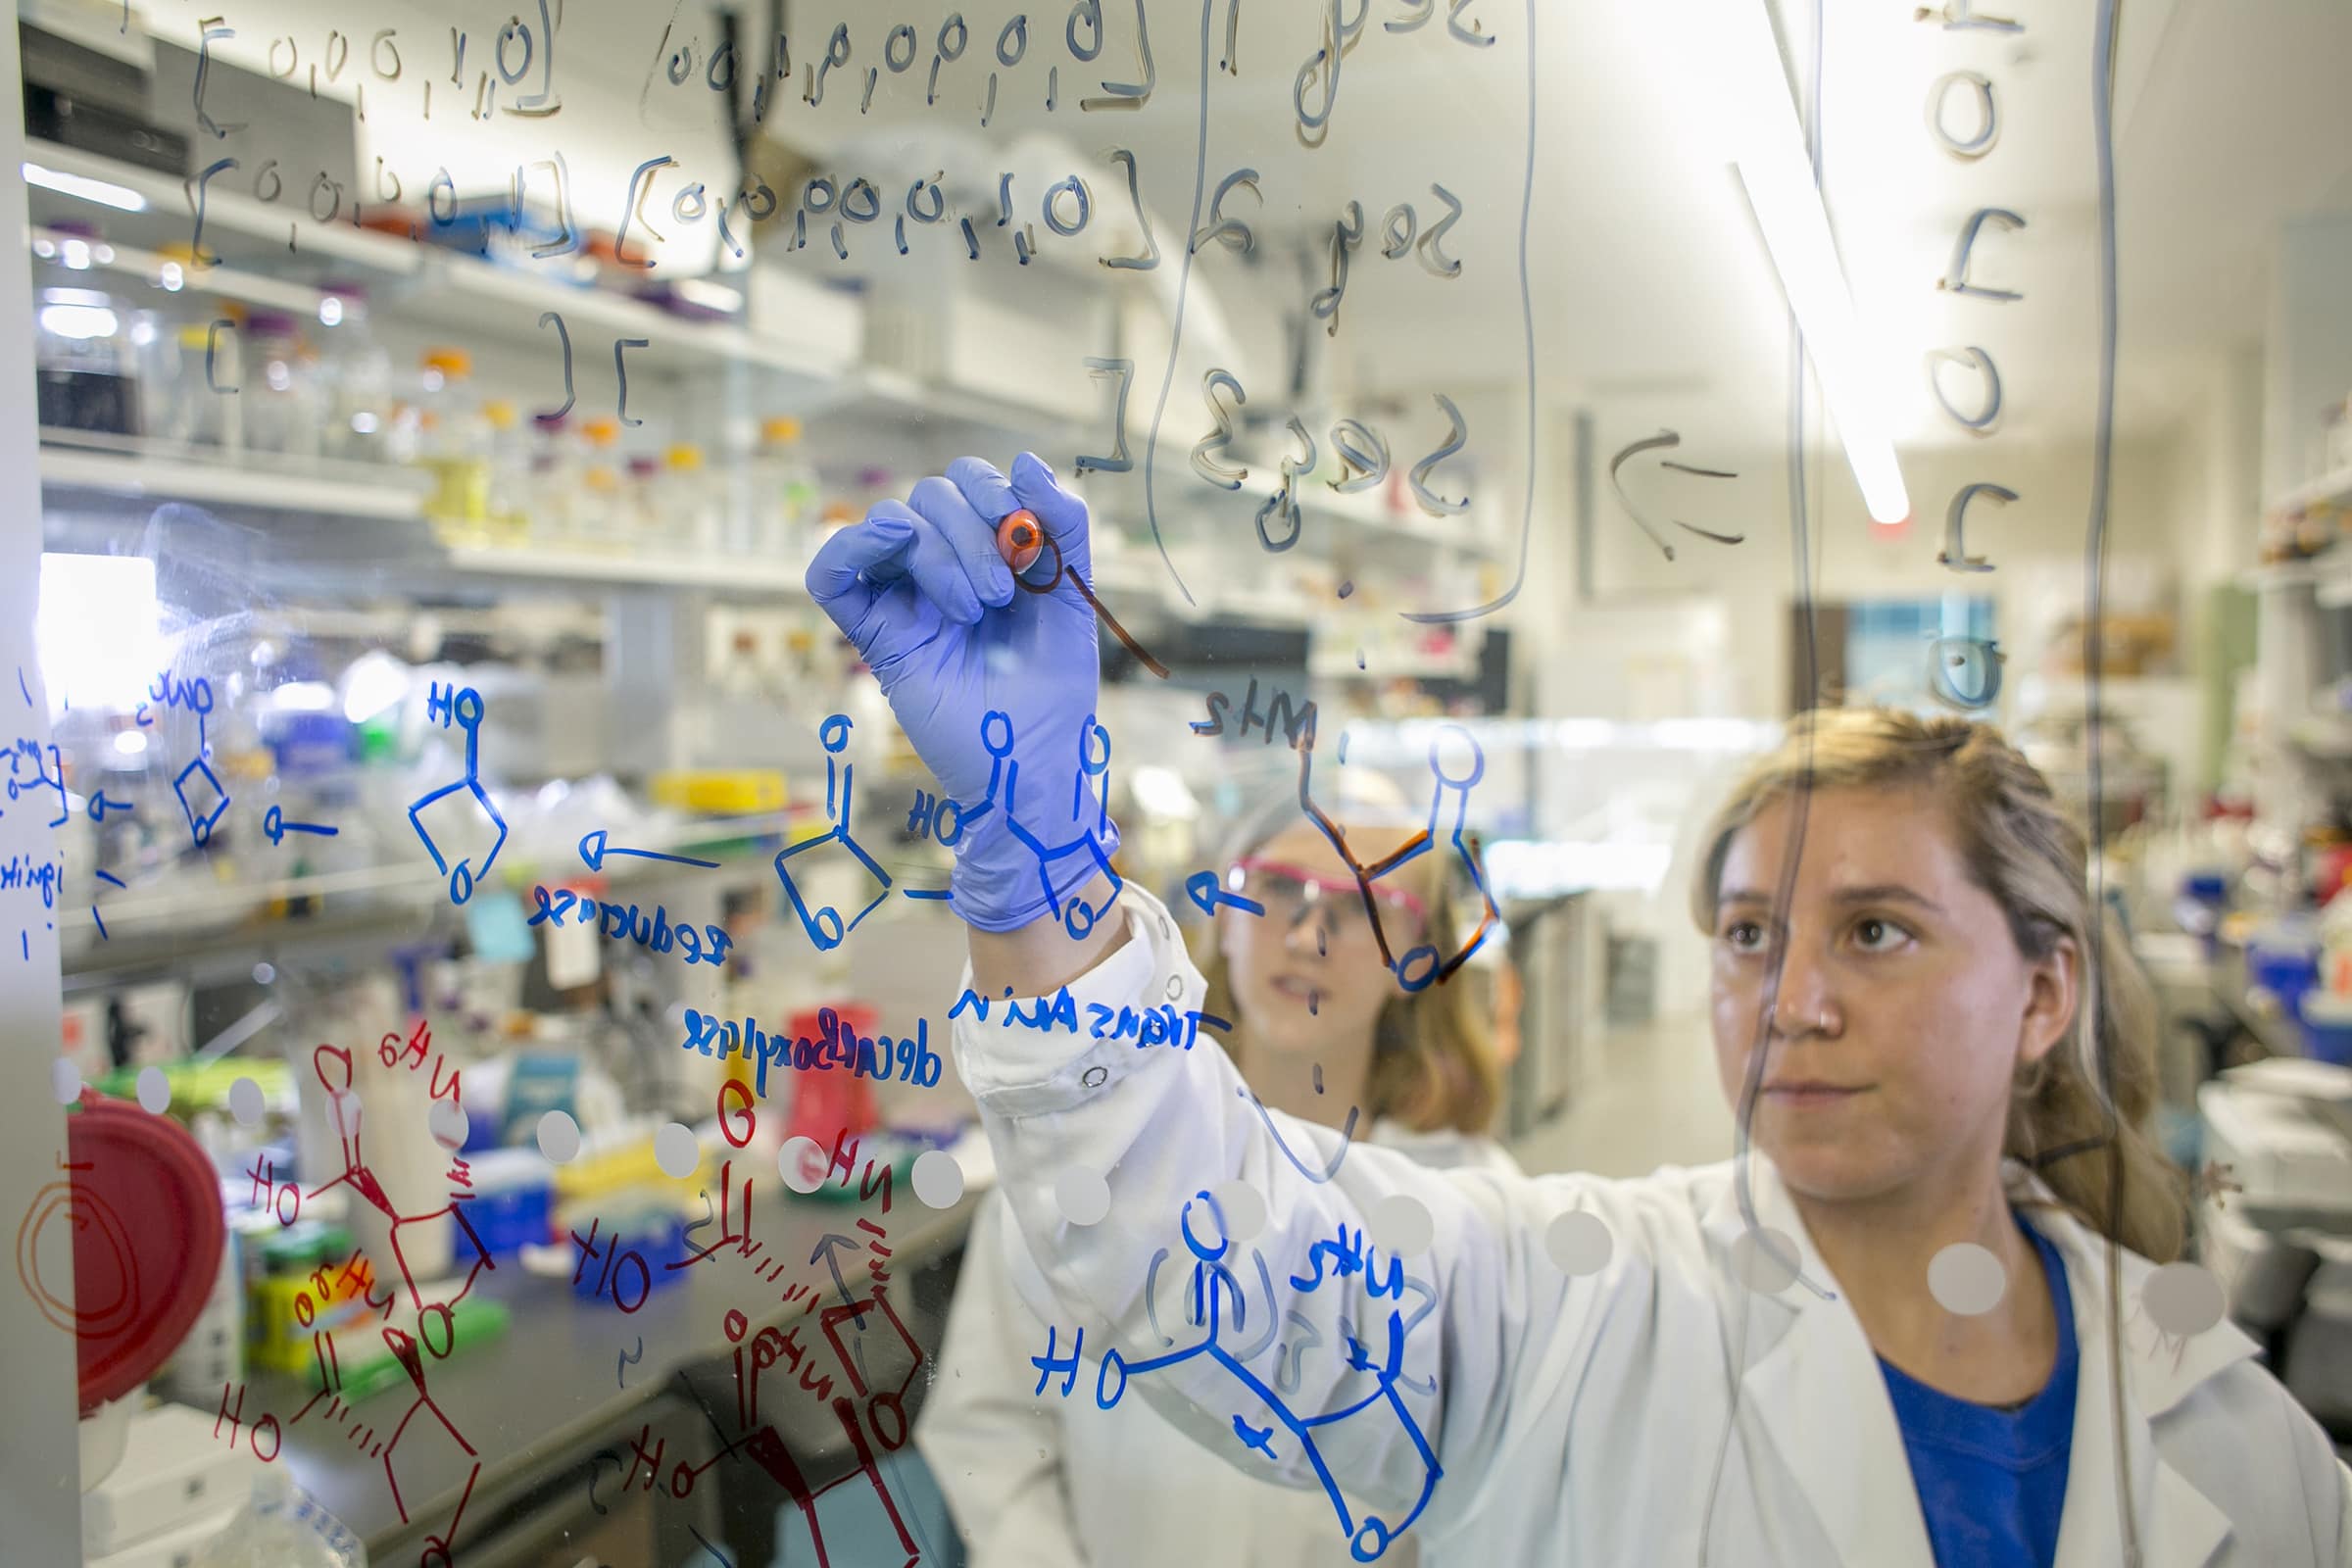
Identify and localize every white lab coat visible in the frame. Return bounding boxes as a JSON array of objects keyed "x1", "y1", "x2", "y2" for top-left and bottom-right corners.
[
  {"x1": 919, "y1": 1123, "x2": 1520, "y2": 1568},
  {"x1": 949, "y1": 886, "x2": 2352, "y2": 1568}
]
